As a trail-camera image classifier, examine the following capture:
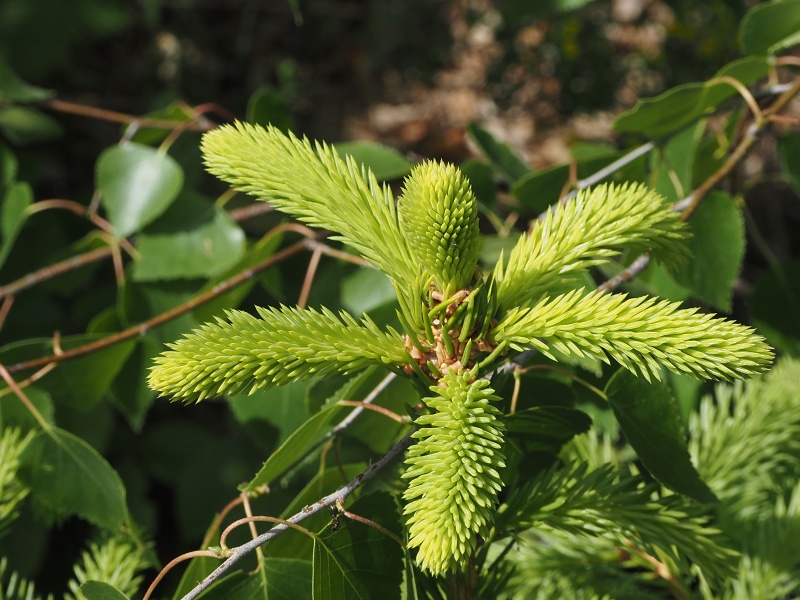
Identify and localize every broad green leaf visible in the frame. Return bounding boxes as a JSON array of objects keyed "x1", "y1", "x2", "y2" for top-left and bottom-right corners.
[
  {"x1": 131, "y1": 196, "x2": 245, "y2": 282},
  {"x1": 0, "y1": 142, "x2": 18, "y2": 188},
  {"x1": 191, "y1": 231, "x2": 284, "y2": 323},
  {"x1": 0, "y1": 180, "x2": 32, "y2": 269},
  {"x1": 129, "y1": 102, "x2": 196, "y2": 146},
  {"x1": 178, "y1": 559, "x2": 312, "y2": 600},
  {"x1": 466, "y1": 121, "x2": 530, "y2": 184},
  {"x1": 270, "y1": 464, "x2": 366, "y2": 561},
  {"x1": 313, "y1": 491, "x2": 403, "y2": 600},
  {"x1": 229, "y1": 381, "x2": 311, "y2": 446},
  {"x1": 18, "y1": 427, "x2": 129, "y2": 529},
  {"x1": 79, "y1": 581, "x2": 130, "y2": 600},
  {"x1": 96, "y1": 142, "x2": 183, "y2": 238},
  {"x1": 247, "y1": 86, "x2": 295, "y2": 133},
  {"x1": 244, "y1": 403, "x2": 346, "y2": 492},
  {"x1": 109, "y1": 337, "x2": 162, "y2": 431},
  {"x1": 504, "y1": 406, "x2": 592, "y2": 453},
  {"x1": 341, "y1": 268, "x2": 396, "y2": 316},
  {"x1": 739, "y1": 0, "x2": 800, "y2": 56},
  {"x1": 511, "y1": 153, "x2": 622, "y2": 213},
  {"x1": 0, "y1": 385, "x2": 54, "y2": 432},
  {"x1": 605, "y1": 369, "x2": 717, "y2": 503},
  {"x1": 613, "y1": 56, "x2": 771, "y2": 139},
  {"x1": 778, "y1": 132, "x2": 800, "y2": 196},
  {"x1": 0, "y1": 56, "x2": 53, "y2": 102},
  {"x1": 751, "y1": 258, "x2": 800, "y2": 356},
  {"x1": 653, "y1": 123, "x2": 704, "y2": 202},
  {"x1": 0, "y1": 106, "x2": 62, "y2": 145},
  {"x1": 0, "y1": 335, "x2": 136, "y2": 410},
  {"x1": 335, "y1": 141, "x2": 413, "y2": 181},
  {"x1": 460, "y1": 158, "x2": 497, "y2": 208},
  {"x1": 480, "y1": 233, "x2": 521, "y2": 268},
  {"x1": 673, "y1": 192, "x2": 744, "y2": 312}
]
